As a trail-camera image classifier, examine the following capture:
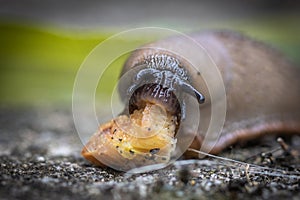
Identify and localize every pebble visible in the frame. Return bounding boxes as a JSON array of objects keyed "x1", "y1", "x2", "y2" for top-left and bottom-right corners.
[{"x1": 36, "y1": 156, "x2": 45, "y2": 162}]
